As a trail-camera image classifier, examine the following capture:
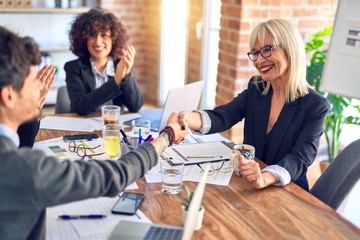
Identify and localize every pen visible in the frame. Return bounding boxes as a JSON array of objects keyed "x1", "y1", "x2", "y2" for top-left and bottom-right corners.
[
  {"x1": 138, "y1": 129, "x2": 142, "y2": 145},
  {"x1": 120, "y1": 129, "x2": 132, "y2": 146},
  {"x1": 186, "y1": 155, "x2": 223, "y2": 159},
  {"x1": 144, "y1": 134, "x2": 153, "y2": 142},
  {"x1": 58, "y1": 214, "x2": 107, "y2": 220}
]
